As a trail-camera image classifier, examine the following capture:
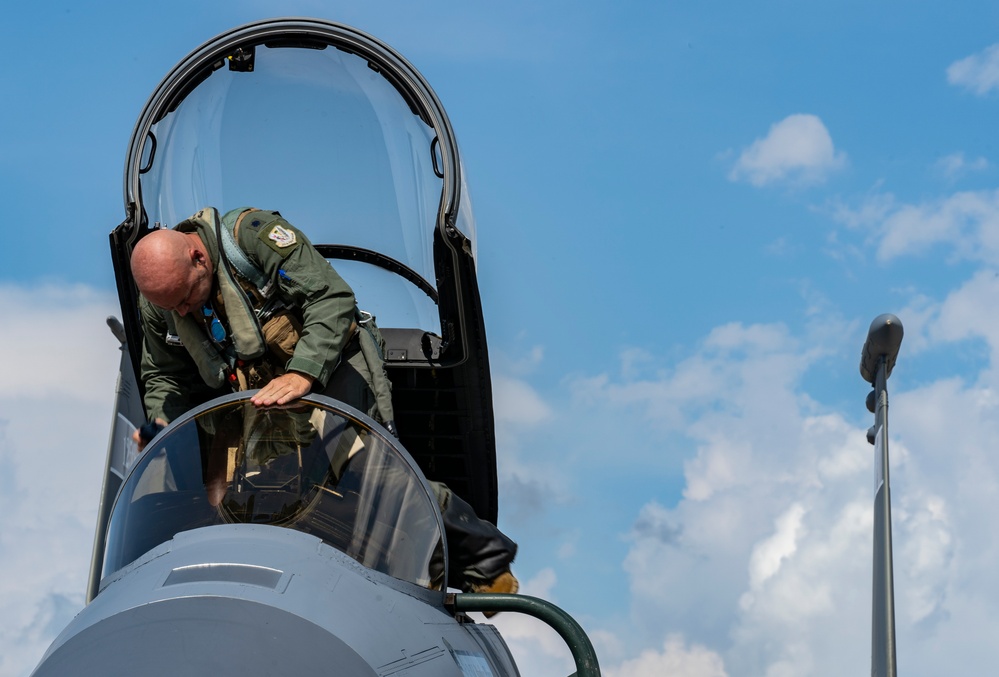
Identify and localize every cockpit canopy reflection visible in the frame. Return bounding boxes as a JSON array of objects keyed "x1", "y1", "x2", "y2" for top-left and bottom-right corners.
[
  {"x1": 103, "y1": 396, "x2": 444, "y2": 588},
  {"x1": 136, "y1": 41, "x2": 453, "y2": 334}
]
